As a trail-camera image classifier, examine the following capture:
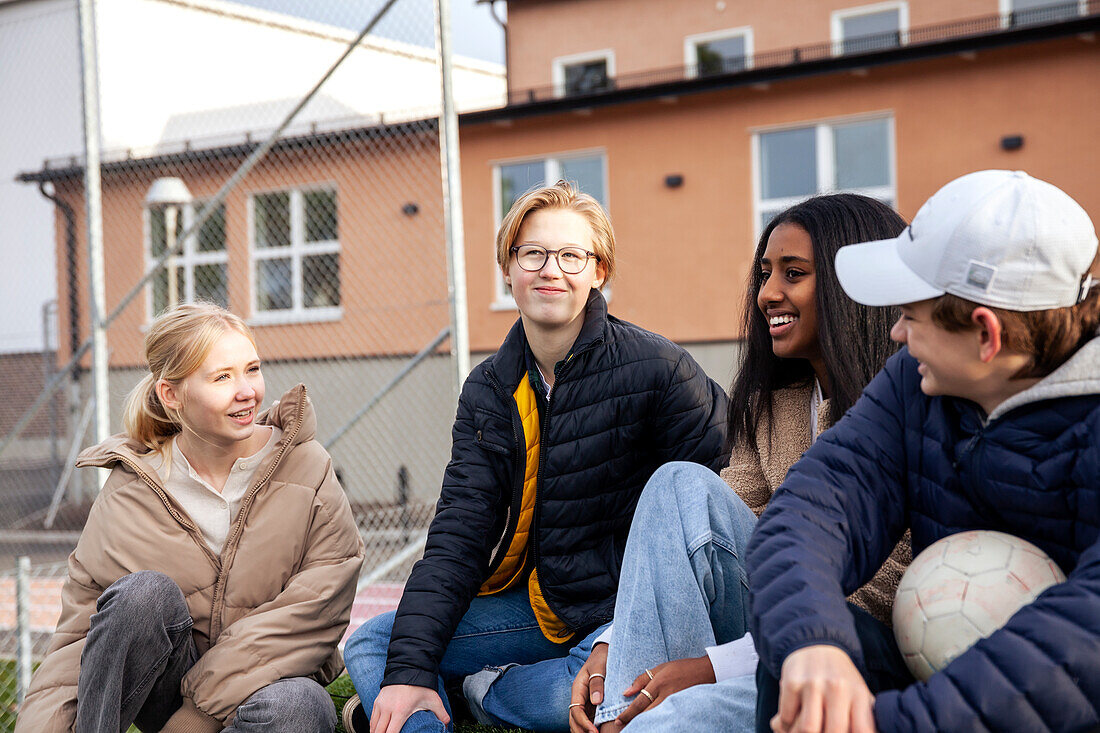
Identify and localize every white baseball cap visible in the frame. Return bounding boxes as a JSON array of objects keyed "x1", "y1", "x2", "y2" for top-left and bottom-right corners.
[{"x1": 836, "y1": 170, "x2": 1098, "y2": 311}]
